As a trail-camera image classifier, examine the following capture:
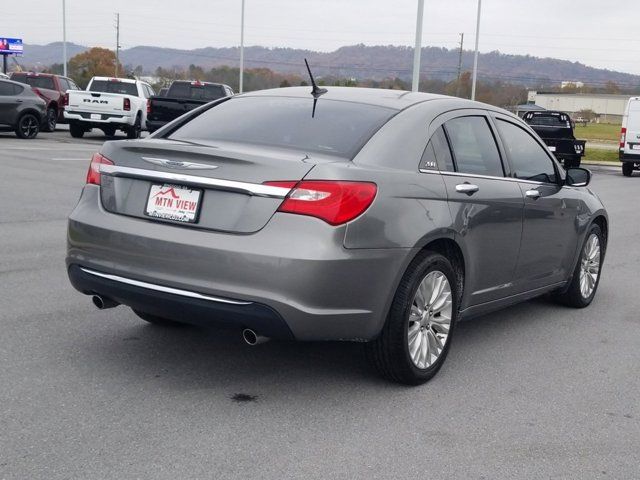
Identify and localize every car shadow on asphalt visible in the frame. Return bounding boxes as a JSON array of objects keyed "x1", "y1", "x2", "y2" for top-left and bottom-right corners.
[{"x1": 75, "y1": 296, "x2": 563, "y2": 392}]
